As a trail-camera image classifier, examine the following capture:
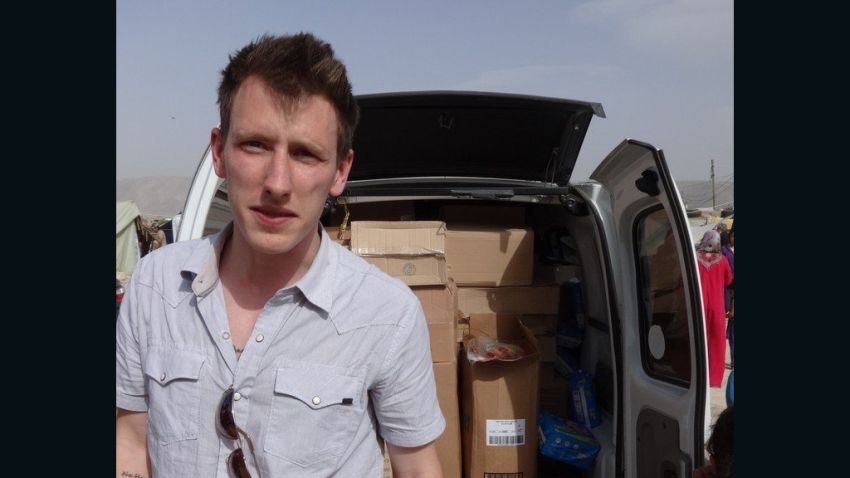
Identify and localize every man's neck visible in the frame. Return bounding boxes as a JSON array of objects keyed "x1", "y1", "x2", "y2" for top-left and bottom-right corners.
[{"x1": 218, "y1": 226, "x2": 322, "y2": 308}]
